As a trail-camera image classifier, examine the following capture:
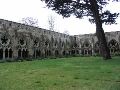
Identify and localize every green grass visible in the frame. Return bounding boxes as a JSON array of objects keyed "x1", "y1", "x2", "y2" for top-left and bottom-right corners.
[{"x1": 0, "y1": 57, "x2": 120, "y2": 90}]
